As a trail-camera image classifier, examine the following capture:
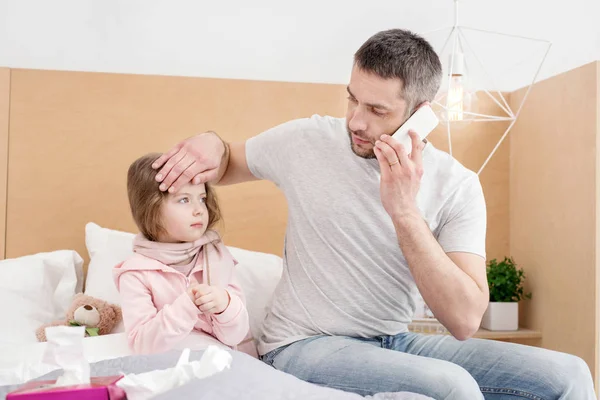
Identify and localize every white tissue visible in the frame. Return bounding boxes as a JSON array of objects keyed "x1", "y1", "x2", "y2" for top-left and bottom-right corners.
[
  {"x1": 116, "y1": 346, "x2": 232, "y2": 400},
  {"x1": 41, "y1": 326, "x2": 90, "y2": 386}
]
